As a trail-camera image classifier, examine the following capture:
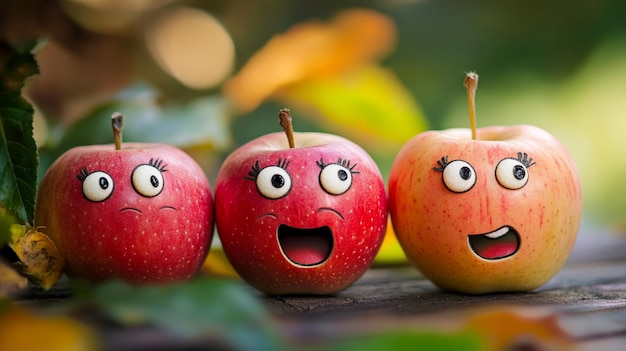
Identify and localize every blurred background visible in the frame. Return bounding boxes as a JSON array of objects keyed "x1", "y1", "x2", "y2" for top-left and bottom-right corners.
[{"x1": 2, "y1": 0, "x2": 626, "y2": 229}]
